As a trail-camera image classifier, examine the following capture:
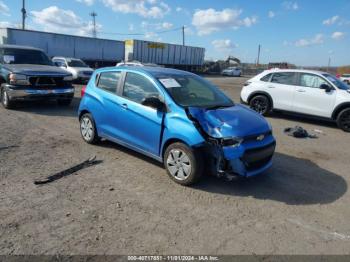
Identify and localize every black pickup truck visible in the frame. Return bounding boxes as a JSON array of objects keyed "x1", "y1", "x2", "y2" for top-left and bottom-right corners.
[{"x1": 0, "y1": 44, "x2": 74, "y2": 109}]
